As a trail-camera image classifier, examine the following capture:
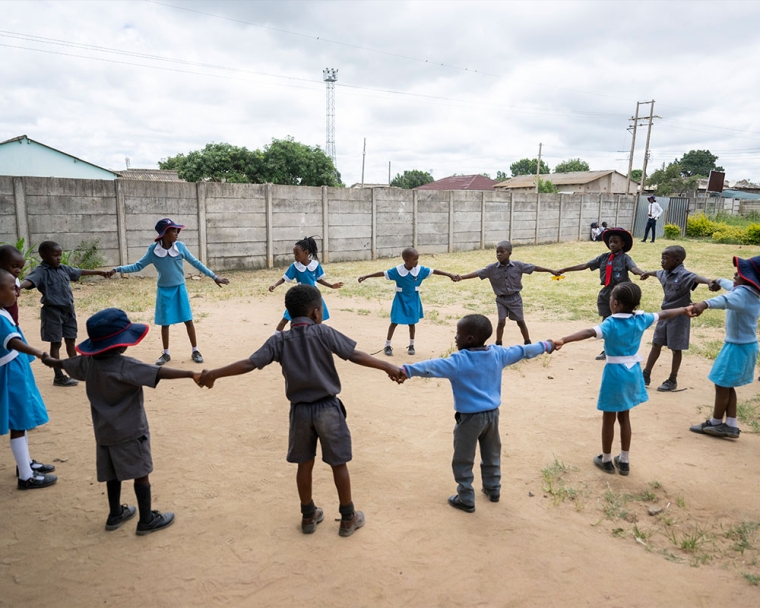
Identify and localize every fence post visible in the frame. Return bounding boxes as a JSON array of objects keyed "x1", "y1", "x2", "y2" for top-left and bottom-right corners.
[
  {"x1": 413, "y1": 189, "x2": 418, "y2": 249},
  {"x1": 577, "y1": 196, "x2": 583, "y2": 241},
  {"x1": 322, "y1": 186, "x2": 329, "y2": 263},
  {"x1": 614, "y1": 195, "x2": 620, "y2": 227},
  {"x1": 371, "y1": 188, "x2": 377, "y2": 260},
  {"x1": 196, "y1": 182, "x2": 208, "y2": 265},
  {"x1": 480, "y1": 191, "x2": 486, "y2": 250},
  {"x1": 597, "y1": 193, "x2": 602, "y2": 224},
  {"x1": 12, "y1": 177, "x2": 29, "y2": 247},
  {"x1": 534, "y1": 193, "x2": 540, "y2": 244},
  {"x1": 114, "y1": 180, "x2": 128, "y2": 266},
  {"x1": 448, "y1": 191, "x2": 454, "y2": 253},
  {"x1": 508, "y1": 192, "x2": 514, "y2": 242},
  {"x1": 557, "y1": 194, "x2": 563, "y2": 243},
  {"x1": 266, "y1": 183, "x2": 273, "y2": 268}
]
